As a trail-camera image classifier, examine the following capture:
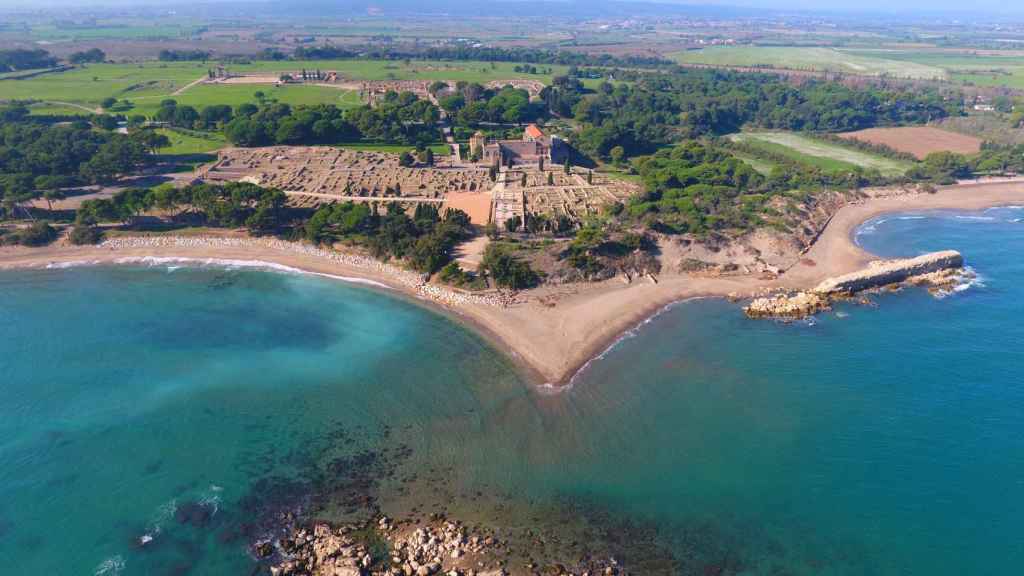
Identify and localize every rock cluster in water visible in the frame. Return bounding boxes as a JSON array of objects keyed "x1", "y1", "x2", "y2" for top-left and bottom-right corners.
[
  {"x1": 262, "y1": 515, "x2": 624, "y2": 576},
  {"x1": 745, "y1": 250, "x2": 966, "y2": 319}
]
